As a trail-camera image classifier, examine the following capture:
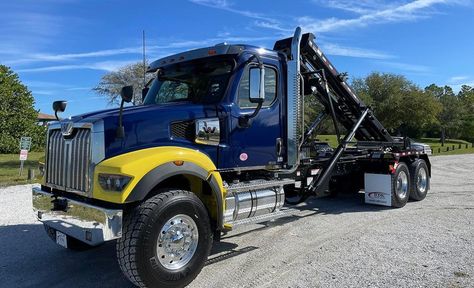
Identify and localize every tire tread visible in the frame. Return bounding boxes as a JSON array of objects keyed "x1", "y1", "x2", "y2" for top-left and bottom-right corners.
[{"x1": 116, "y1": 190, "x2": 210, "y2": 288}]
